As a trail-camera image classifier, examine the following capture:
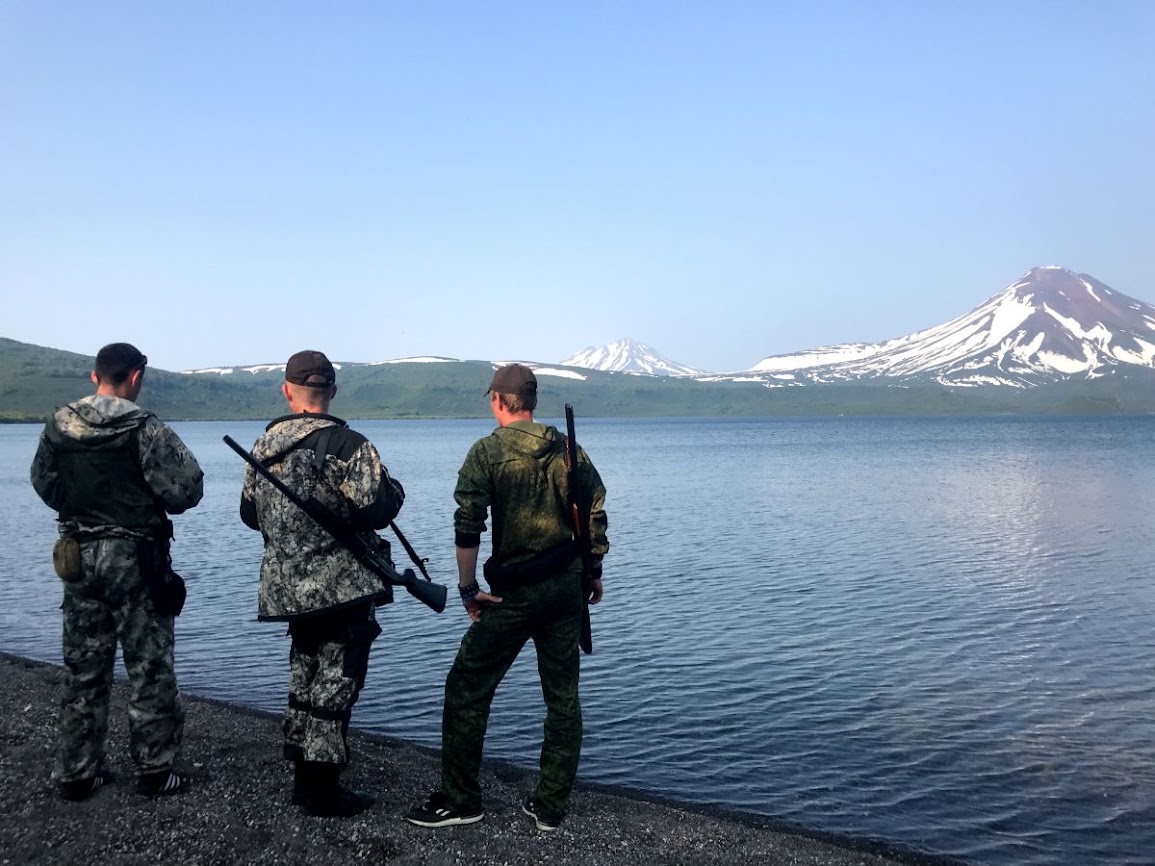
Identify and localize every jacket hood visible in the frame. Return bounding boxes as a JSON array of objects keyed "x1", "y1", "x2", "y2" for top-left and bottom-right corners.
[
  {"x1": 495, "y1": 420, "x2": 563, "y2": 459},
  {"x1": 252, "y1": 413, "x2": 343, "y2": 463},
  {"x1": 50, "y1": 395, "x2": 151, "y2": 444}
]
